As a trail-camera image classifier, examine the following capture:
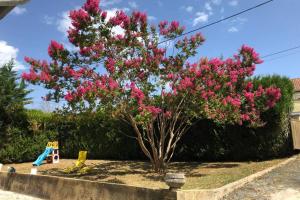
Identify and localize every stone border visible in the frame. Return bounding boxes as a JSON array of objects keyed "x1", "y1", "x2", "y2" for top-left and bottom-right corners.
[
  {"x1": 0, "y1": 172, "x2": 176, "y2": 200},
  {"x1": 177, "y1": 155, "x2": 298, "y2": 200},
  {"x1": 0, "y1": 156, "x2": 297, "y2": 200}
]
